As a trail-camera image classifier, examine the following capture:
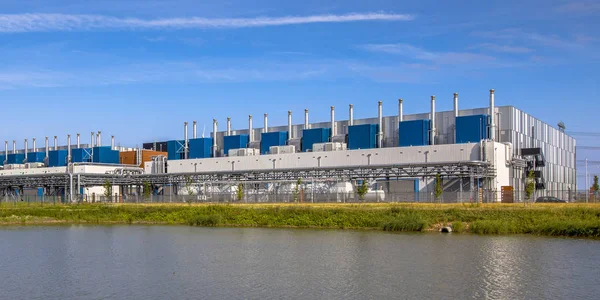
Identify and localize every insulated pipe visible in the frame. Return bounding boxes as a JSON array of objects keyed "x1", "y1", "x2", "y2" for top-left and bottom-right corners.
[
  {"x1": 489, "y1": 89, "x2": 496, "y2": 141},
  {"x1": 32, "y1": 138, "x2": 36, "y2": 153},
  {"x1": 287, "y1": 111, "x2": 293, "y2": 141},
  {"x1": 24, "y1": 139, "x2": 28, "y2": 163},
  {"x1": 53, "y1": 136, "x2": 58, "y2": 151},
  {"x1": 76, "y1": 134, "x2": 80, "y2": 148},
  {"x1": 378, "y1": 101, "x2": 383, "y2": 148},
  {"x1": 97, "y1": 131, "x2": 102, "y2": 147},
  {"x1": 91, "y1": 132, "x2": 95, "y2": 147},
  {"x1": 227, "y1": 117, "x2": 232, "y2": 136},
  {"x1": 184, "y1": 122, "x2": 189, "y2": 159},
  {"x1": 193, "y1": 121, "x2": 197, "y2": 139},
  {"x1": 13, "y1": 140, "x2": 16, "y2": 154},
  {"x1": 67, "y1": 134, "x2": 71, "y2": 163},
  {"x1": 304, "y1": 109, "x2": 309, "y2": 130},
  {"x1": 263, "y1": 114, "x2": 268, "y2": 134},
  {"x1": 454, "y1": 93, "x2": 459, "y2": 117},
  {"x1": 44, "y1": 137, "x2": 49, "y2": 159},
  {"x1": 349, "y1": 104, "x2": 354, "y2": 126},
  {"x1": 330, "y1": 106, "x2": 335, "y2": 139},
  {"x1": 111, "y1": 135, "x2": 115, "y2": 150},
  {"x1": 4, "y1": 141, "x2": 8, "y2": 163},
  {"x1": 398, "y1": 99, "x2": 404, "y2": 123},
  {"x1": 212, "y1": 119, "x2": 218, "y2": 157},
  {"x1": 430, "y1": 96, "x2": 436, "y2": 145},
  {"x1": 248, "y1": 115, "x2": 253, "y2": 142}
]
